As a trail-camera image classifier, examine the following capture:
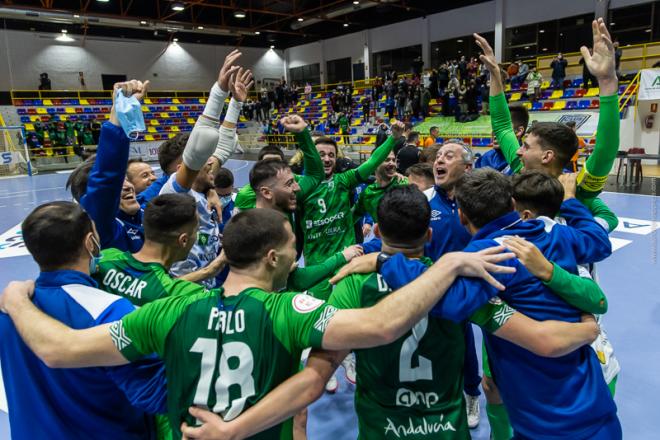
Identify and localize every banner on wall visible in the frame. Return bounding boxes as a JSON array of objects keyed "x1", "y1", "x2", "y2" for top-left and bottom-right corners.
[
  {"x1": 638, "y1": 69, "x2": 660, "y2": 101},
  {"x1": 128, "y1": 142, "x2": 161, "y2": 162}
]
